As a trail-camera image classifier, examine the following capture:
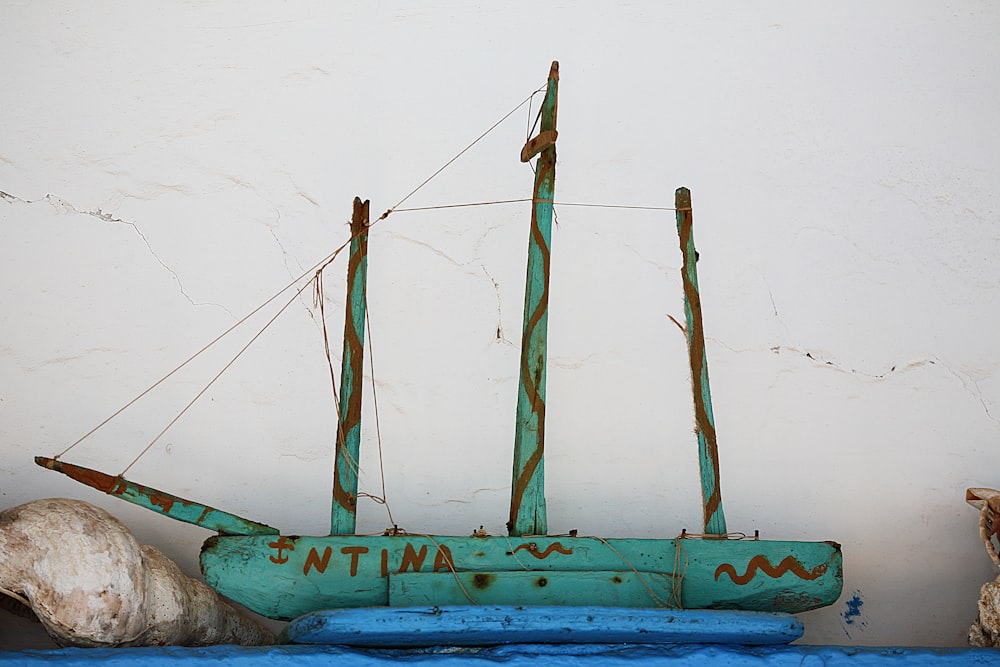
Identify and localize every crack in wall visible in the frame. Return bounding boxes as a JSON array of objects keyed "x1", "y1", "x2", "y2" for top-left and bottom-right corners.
[
  {"x1": 265, "y1": 208, "x2": 318, "y2": 327},
  {"x1": 749, "y1": 266, "x2": 784, "y2": 324},
  {"x1": 385, "y1": 229, "x2": 515, "y2": 346},
  {"x1": 267, "y1": 208, "x2": 310, "y2": 282},
  {"x1": 691, "y1": 332, "x2": 997, "y2": 425},
  {"x1": 624, "y1": 242, "x2": 677, "y2": 275},
  {"x1": 1, "y1": 189, "x2": 236, "y2": 318},
  {"x1": 480, "y1": 264, "x2": 514, "y2": 346},
  {"x1": 386, "y1": 230, "x2": 468, "y2": 271},
  {"x1": 769, "y1": 345, "x2": 996, "y2": 423},
  {"x1": 771, "y1": 345, "x2": 933, "y2": 380},
  {"x1": 214, "y1": 177, "x2": 328, "y2": 325},
  {"x1": 442, "y1": 486, "x2": 506, "y2": 504},
  {"x1": 934, "y1": 358, "x2": 996, "y2": 423},
  {"x1": 791, "y1": 226, "x2": 903, "y2": 268}
]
